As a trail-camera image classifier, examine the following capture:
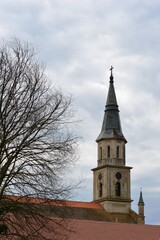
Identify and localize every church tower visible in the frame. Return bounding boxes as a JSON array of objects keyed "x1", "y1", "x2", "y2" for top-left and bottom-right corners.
[{"x1": 92, "y1": 67, "x2": 132, "y2": 214}]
